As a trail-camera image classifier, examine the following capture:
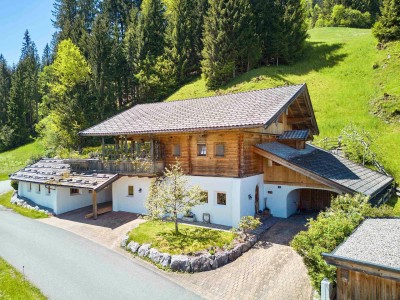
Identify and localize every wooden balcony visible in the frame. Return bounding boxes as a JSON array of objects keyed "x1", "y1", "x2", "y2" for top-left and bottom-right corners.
[{"x1": 66, "y1": 158, "x2": 165, "y2": 176}]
